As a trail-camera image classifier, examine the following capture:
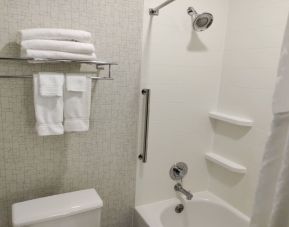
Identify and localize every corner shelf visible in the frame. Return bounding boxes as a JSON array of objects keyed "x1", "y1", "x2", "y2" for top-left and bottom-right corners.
[
  {"x1": 209, "y1": 111, "x2": 254, "y2": 127},
  {"x1": 205, "y1": 152, "x2": 246, "y2": 174}
]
